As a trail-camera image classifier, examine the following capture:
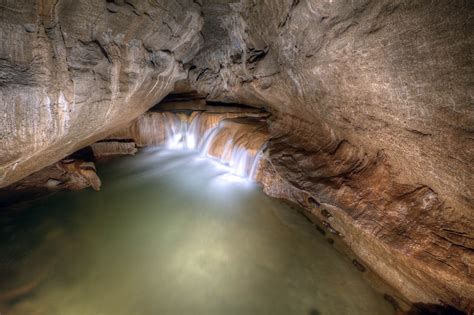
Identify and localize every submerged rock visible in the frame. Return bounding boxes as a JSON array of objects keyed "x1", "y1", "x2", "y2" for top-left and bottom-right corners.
[
  {"x1": 57, "y1": 160, "x2": 101, "y2": 191},
  {"x1": 2, "y1": 159, "x2": 101, "y2": 192}
]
